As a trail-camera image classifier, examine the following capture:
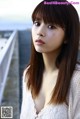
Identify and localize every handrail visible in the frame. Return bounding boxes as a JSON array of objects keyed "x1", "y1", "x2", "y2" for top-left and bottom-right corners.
[
  {"x1": 0, "y1": 31, "x2": 17, "y2": 64},
  {"x1": 0, "y1": 30, "x2": 18, "y2": 104}
]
